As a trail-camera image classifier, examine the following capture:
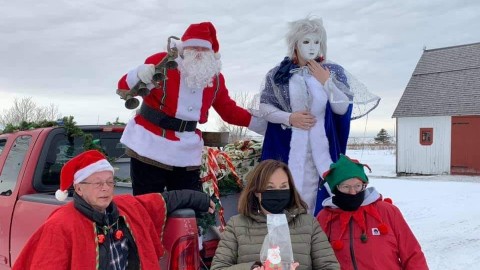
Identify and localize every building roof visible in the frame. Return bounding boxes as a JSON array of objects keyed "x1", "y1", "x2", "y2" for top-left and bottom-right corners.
[{"x1": 392, "y1": 42, "x2": 480, "y2": 118}]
